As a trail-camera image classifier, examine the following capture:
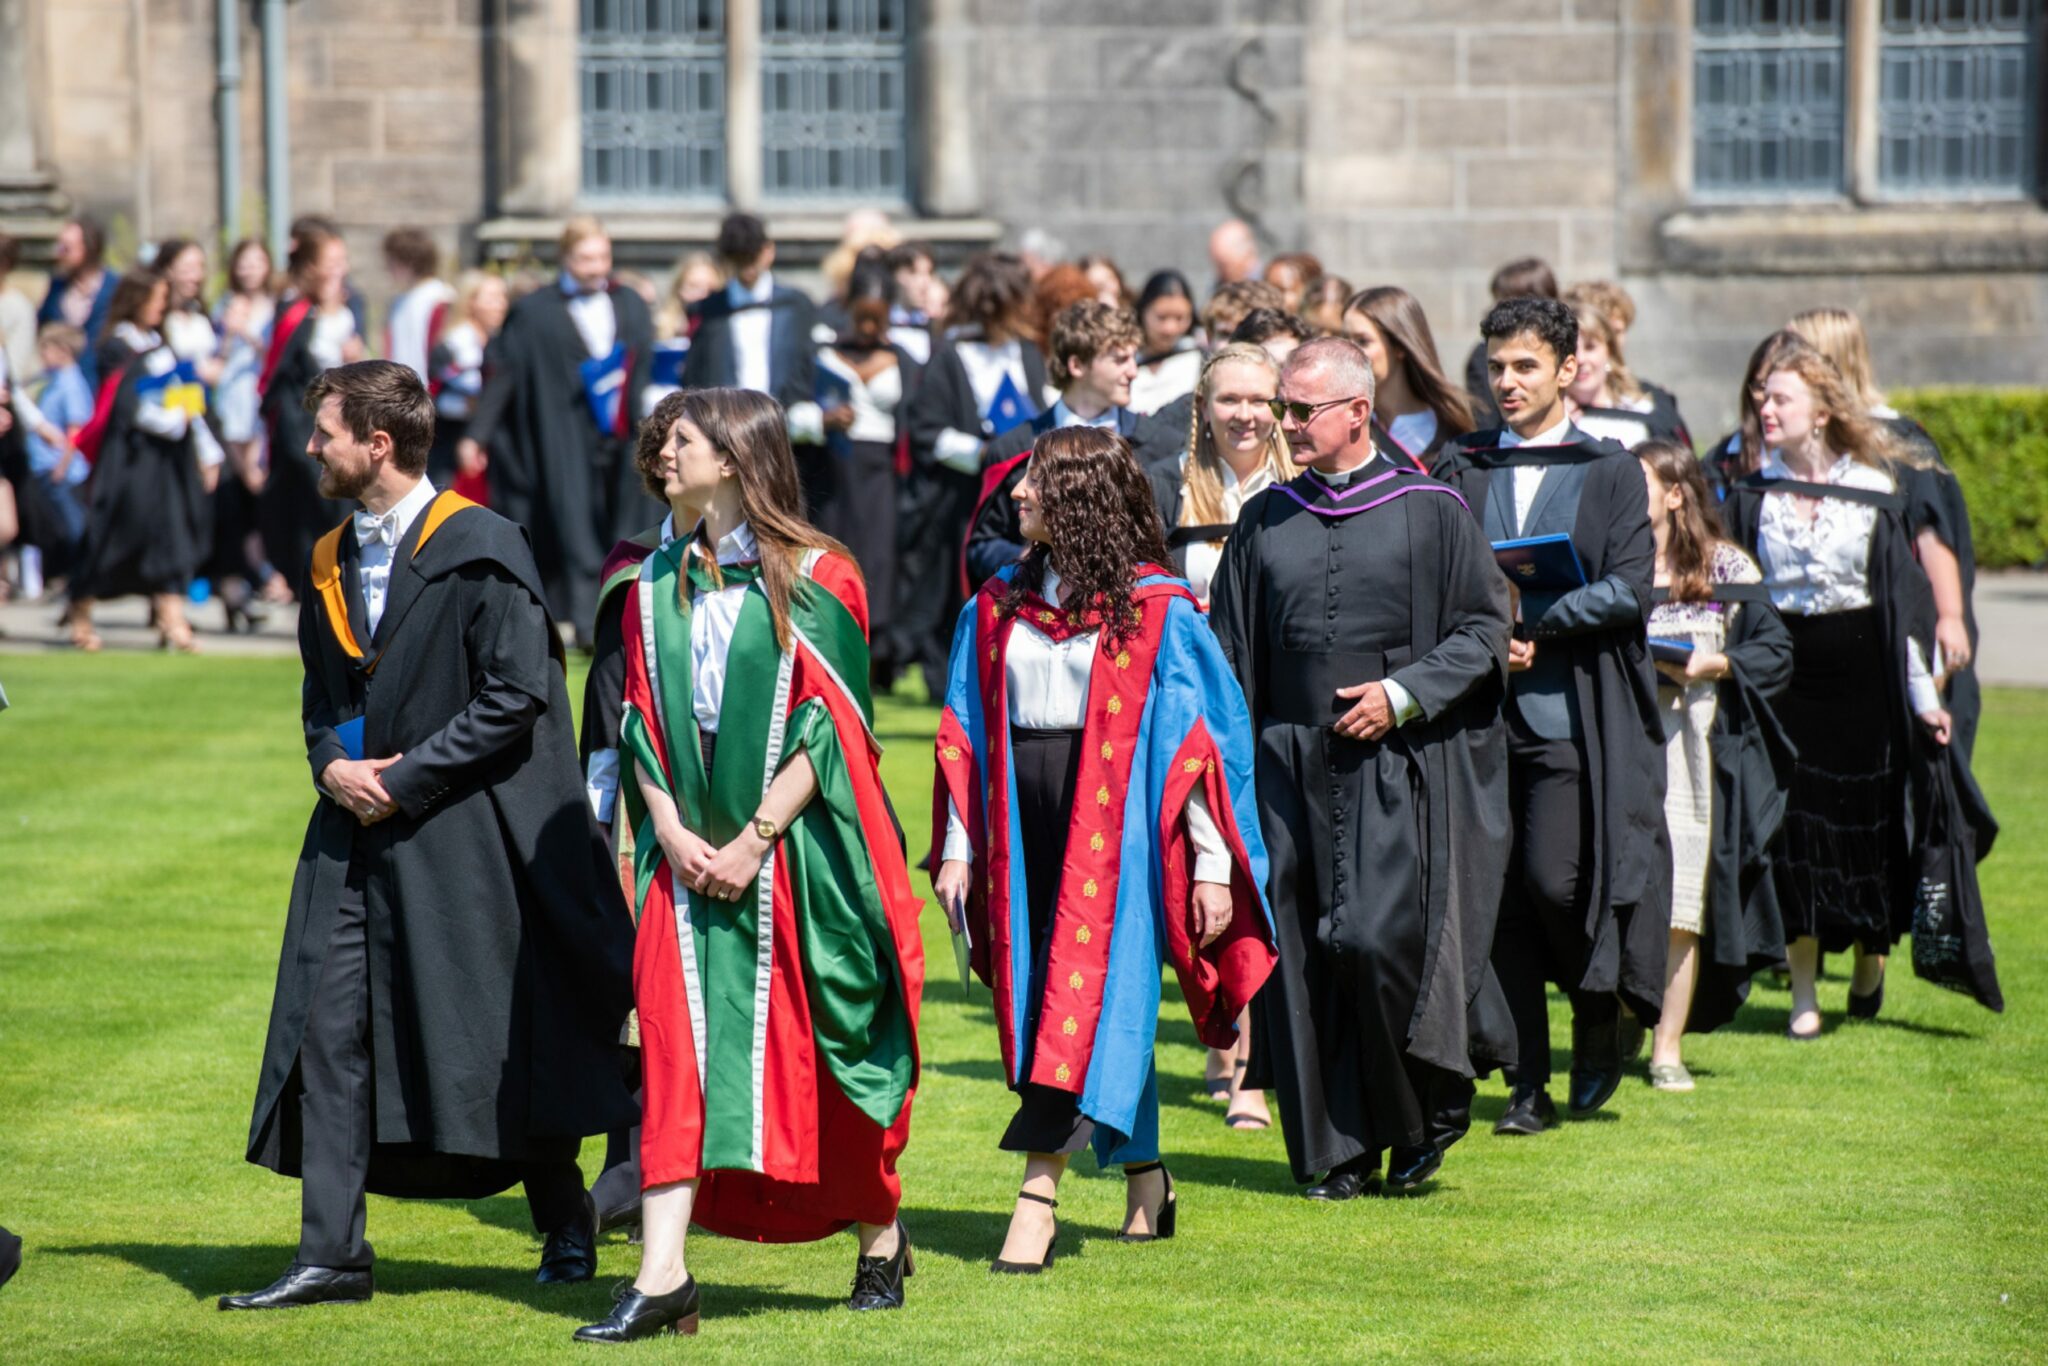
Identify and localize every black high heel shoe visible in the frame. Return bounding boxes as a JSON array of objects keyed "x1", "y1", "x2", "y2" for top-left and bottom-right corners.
[
  {"x1": 572, "y1": 1276, "x2": 701, "y2": 1343},
  {"x1": 1119, "y1": 1161, "x2": 1177, "y2": 1243},
  {"x1": 990, "y1": 1191, "x2": 1058, "y2": 1274}
]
